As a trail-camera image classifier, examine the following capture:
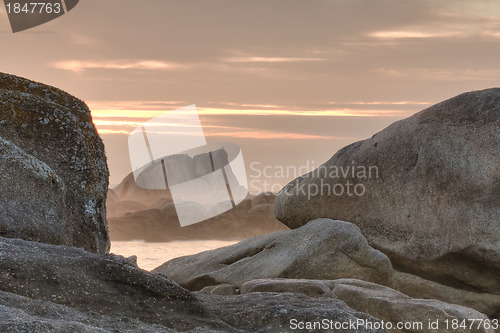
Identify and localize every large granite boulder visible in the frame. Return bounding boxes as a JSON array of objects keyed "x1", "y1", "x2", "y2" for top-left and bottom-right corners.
[
  {"x1": 275, "y1": 88, "x2": 500, "y2": 296},
  {"x1": 0, "y1": 236, "x2": 390, "y2": 332},
  {"x1": 196, "y1": 292, "x2": 385, "y2": 333},
  {"x1": 153, "y1": 218, "x2": 393, "y2": 290},
  {"x1": 0, "y1": 236, "x2": 232, "y2": 332},
  {"x1": 330, "y1": 279, "x2": 494, "y2": 333},
  {"x1": 241, "y1": 278, "x2": 333, "y2": 298},
  {"x1": 0, "y1": 137, "x2": 68, "y2": 245},
  {"x1": 0, "y1": 73, "x2": 109, "y2": 254},
  {"x1": 391, "y1": 271, "x2": 500, "y2": 319},
  {"x1": 199, "y1": 277, "x2": 494, "y2": 333}
]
